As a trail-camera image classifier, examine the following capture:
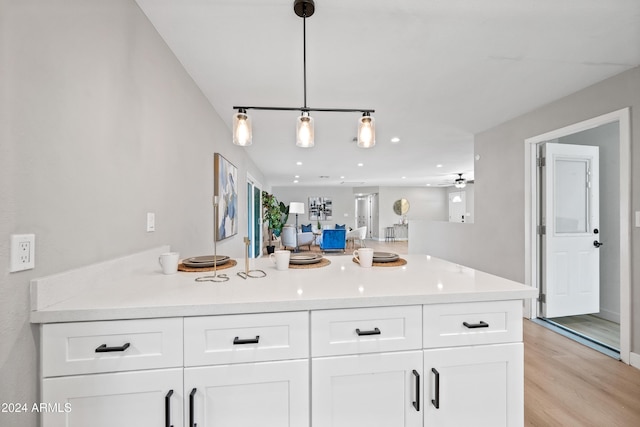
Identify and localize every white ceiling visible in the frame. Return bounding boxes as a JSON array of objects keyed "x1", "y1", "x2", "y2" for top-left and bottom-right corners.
[{"x1": 135, "y1": 0, "x2": 639, "y2": 188}]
